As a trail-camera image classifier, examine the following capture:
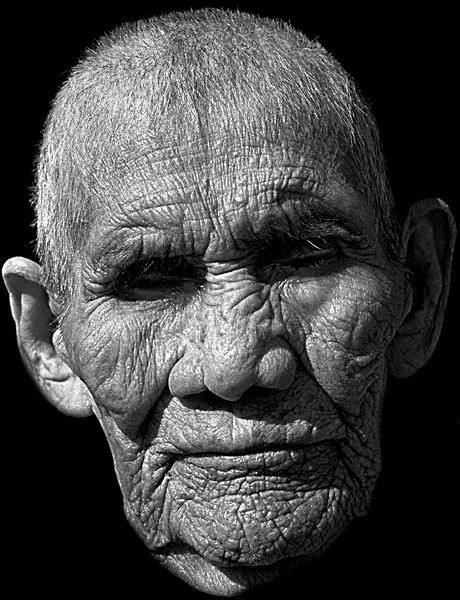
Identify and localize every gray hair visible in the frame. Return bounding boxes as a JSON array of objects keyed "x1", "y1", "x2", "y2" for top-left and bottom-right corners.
[{"x1": 33, "y1": 8, "x2": 400, "y2": 301}]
